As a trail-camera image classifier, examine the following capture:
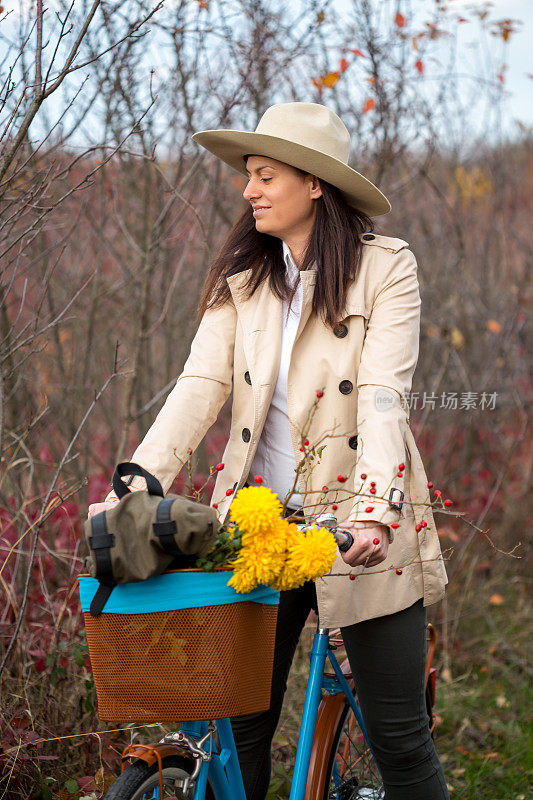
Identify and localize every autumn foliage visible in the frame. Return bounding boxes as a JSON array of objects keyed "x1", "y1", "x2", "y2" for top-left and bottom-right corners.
[{"x1": 0, "y1": 1, "x2": 530, "y2": 797}]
